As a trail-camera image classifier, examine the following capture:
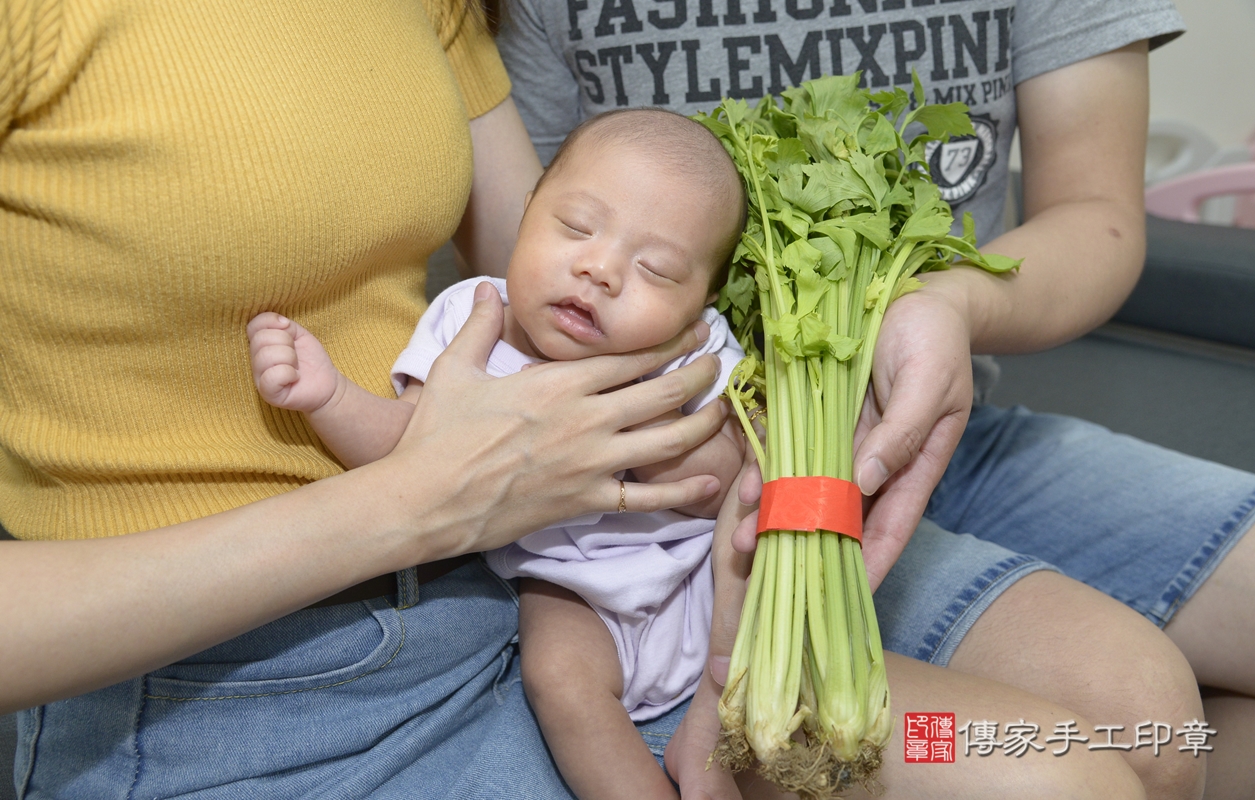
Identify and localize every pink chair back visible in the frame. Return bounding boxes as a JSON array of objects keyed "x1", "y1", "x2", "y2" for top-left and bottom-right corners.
[
  {"x1": 1144, "y1": 130, "x2": 1255, "y2": 228},
  {"x1": 1240, "y1": 131, "x2": 1255, "y2": 228},
  {"x1": 1145, "y1": 163, "x2": 1255, "y2": 227}
]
